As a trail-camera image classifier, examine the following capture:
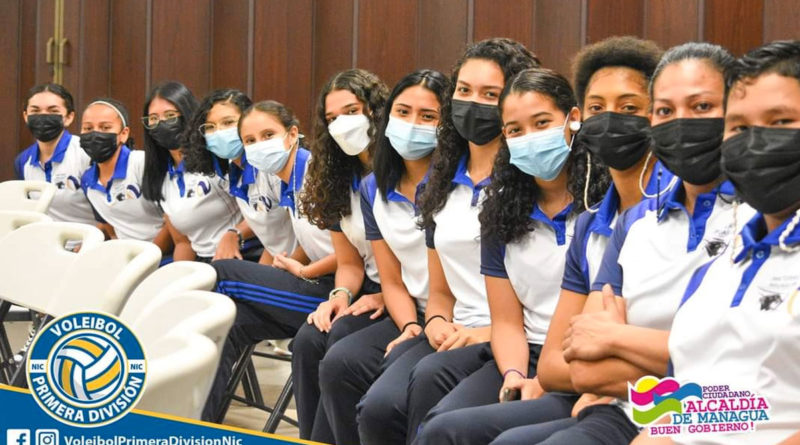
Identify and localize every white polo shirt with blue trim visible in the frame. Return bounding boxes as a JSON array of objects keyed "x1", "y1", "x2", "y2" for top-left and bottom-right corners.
[
  {"x1": 481, "y1": 203, "x2": 575, "y2": 345},
  {"x1": 426, "y1": 155, "x2": 491, "y2": 328},
  {"x1": 14, "y1": 130, "x2": 95, "y2": 224},
  {"x1": 228, "y1": 157, "x2": 296, "y2": 256},
  {"x1": 361, "y1": 173, "x2": 428, "y2": 310},
  {"x1": 81, "y1": 146, "x2": 163, "y2": 241},
  {"x1": 277, "y1": 148, "x2": 334, "y2": 263},
  {"x1": 592, "y1": 181, "x2": 754, "y2": 331},
  {"x1": 669, "y1": 214, "x2": 800, "y2": 445},
  {"x1": 331, "y1": 177, "x2": 380, "y2": 284},
  {"x1": 160, "y1": 160, "x2": 241, "y2": 258},
  {"x1": 561, "y1": 160, "x2": 676, "y2": 297}
]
